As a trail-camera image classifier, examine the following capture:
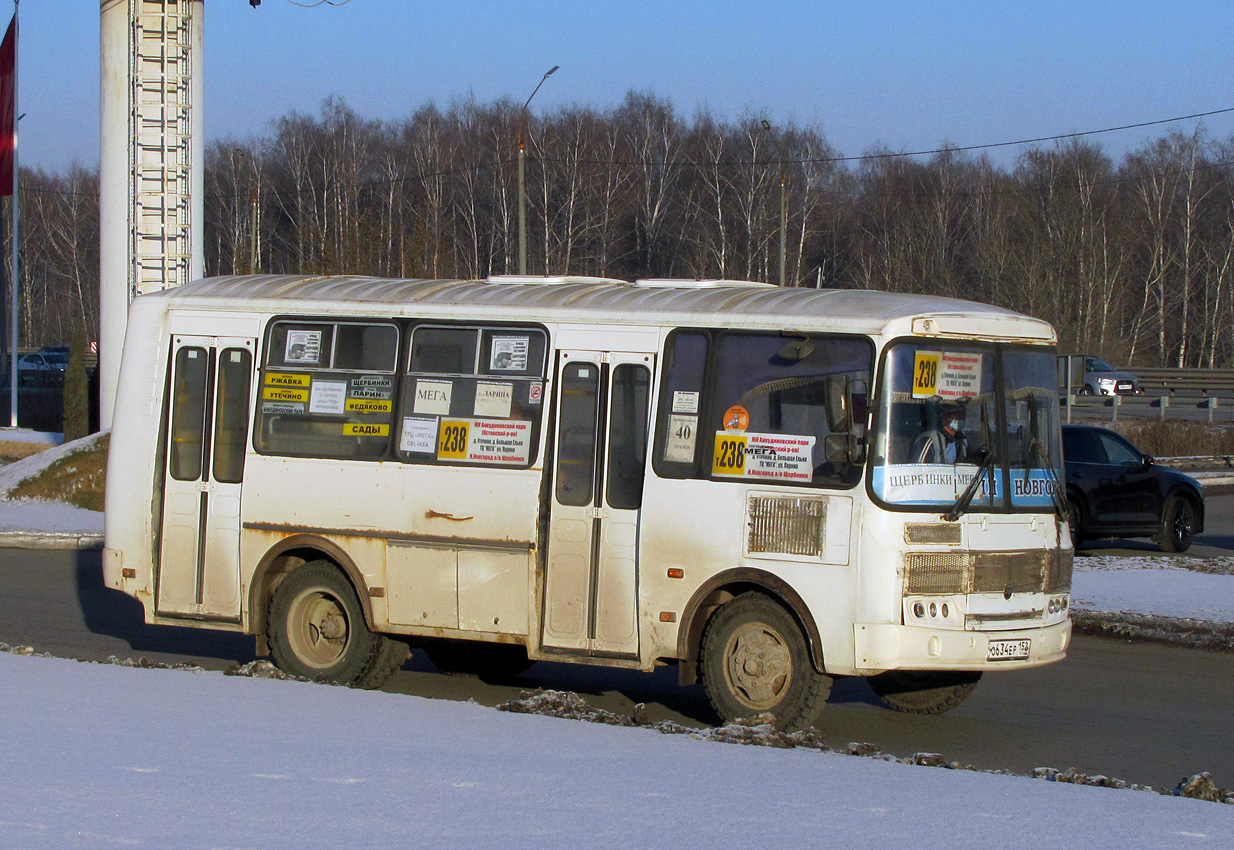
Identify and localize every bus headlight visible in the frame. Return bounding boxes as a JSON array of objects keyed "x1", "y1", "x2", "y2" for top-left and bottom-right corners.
[{"x1": 904, "y1": 595, "x2": 965, "y2": 628}]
